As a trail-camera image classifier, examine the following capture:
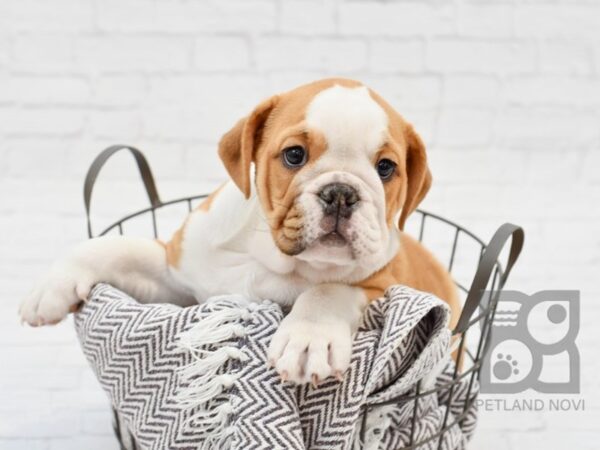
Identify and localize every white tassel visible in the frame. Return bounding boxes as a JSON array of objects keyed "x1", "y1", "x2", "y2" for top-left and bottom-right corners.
[
  {"x1": 179, "y1": 346, "x2": 248, "y2": 381},
  {"x1": 176, "y1": 303, "x2": 253, "y2": 449},
  {"x1": 185, "y1": 402, "x2": 234, "y2": 435},
  {"x1": 357, "y1": 405, "x2": 396, "y2": 450},
  {"x1": 178, "y1": 373, "x2": 238, "y2": 406},
  {"x1": 178, "y1": 308, "x2": 248, "y2": 350}
]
